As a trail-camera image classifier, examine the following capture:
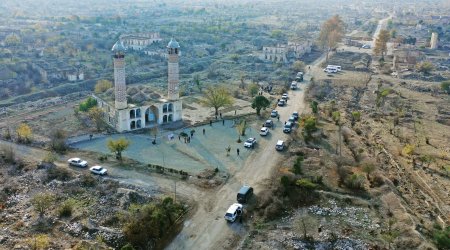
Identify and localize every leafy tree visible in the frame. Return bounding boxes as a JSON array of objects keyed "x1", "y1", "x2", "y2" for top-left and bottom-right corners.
[
  {"x1": 94, "y1": 79, "x2": 112, "y2": 93},
  {"x1": 79, "y1": 97, "x2": 98, "y2": 112},
  {"x1": 193, "y1": 74, "x2": 203, "y2": 93},
  {"x1": 280, "y1": 176, "x2": 291, "y2": 189},
  {"x1": 235, "y1": 120, "x2": 248, "y2": 142},
  {"x1": 27, "y1": 234, "x2": 50, "y2": 250},
  {"x1": 301, "y1": 115, "x2": 317, "y2": 142},
  {"x1": 318, "y1": 15, "x2": 345, "y2": 61},
  {"x1": 381, "y1": 219, "x2": 400, "y2": 250},
  {"x1": 434, "y1": 226, "x2": 450, "y2": 249},
  {"x1": 248, "y1": 83, "x2": 259, "y2": 97},
  {"x1": 201, "y1": 86, "x2": 234, "y2": 116},
  {"x1": 344, "y1": 174, "x2": 366, "y2": 190},
  {"x1": 31, "y1": 193, "x2": 54, "y2": 217},
  {"x1": 441, "y1": 81, "x2": 450, "y2": 94},
  {"x1": 107, "y1": 137, "x2": 130, "y2": 160},
  {"x1": 402, "y1": 144, "x2": 415, "y2": 157},
  {"x1": 351, "y1": 111, "x2": 361, "y2": 127},
  {"x1": 88, "y1": 107, "x2": 105, "y2": 131},
  {"x1": 16, "y1": 123, "x2": 32, "y2": 143},
  {"x1": 310, "y1": 101, "x2": 319, "y2": 114},
  {"x1": 293, "y1": 156, "x2": 304, "y2": 175},
  {"x1": 416, "y1": 61, "x2": 434, "y2": 75},
  {"x1": 251, "y1": 96, "x2": 270, "y2": 115},
  {"x1": 292, "y1": 60, "x2": 306, "y2": 72},
  {"x1": 374, "y1": 29, "x2": 390, "y2": 59}
]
